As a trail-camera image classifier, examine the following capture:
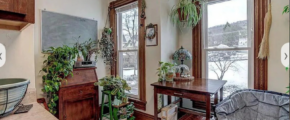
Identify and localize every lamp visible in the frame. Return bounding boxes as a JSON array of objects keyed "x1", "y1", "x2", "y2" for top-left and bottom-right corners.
[{"x1": 172, "y1": 46, "x2": 192, "y2": 76}]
